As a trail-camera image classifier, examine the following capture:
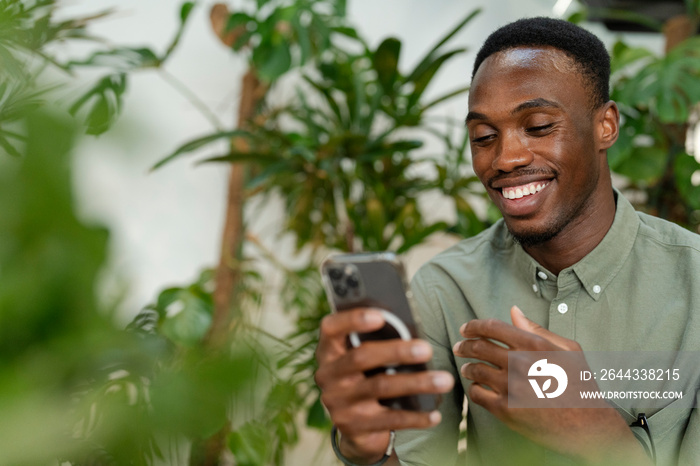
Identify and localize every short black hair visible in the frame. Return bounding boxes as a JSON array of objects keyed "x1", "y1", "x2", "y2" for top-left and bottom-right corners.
[{"x1": 472, "y1": 17, "x2": 610, "y2": 109}]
